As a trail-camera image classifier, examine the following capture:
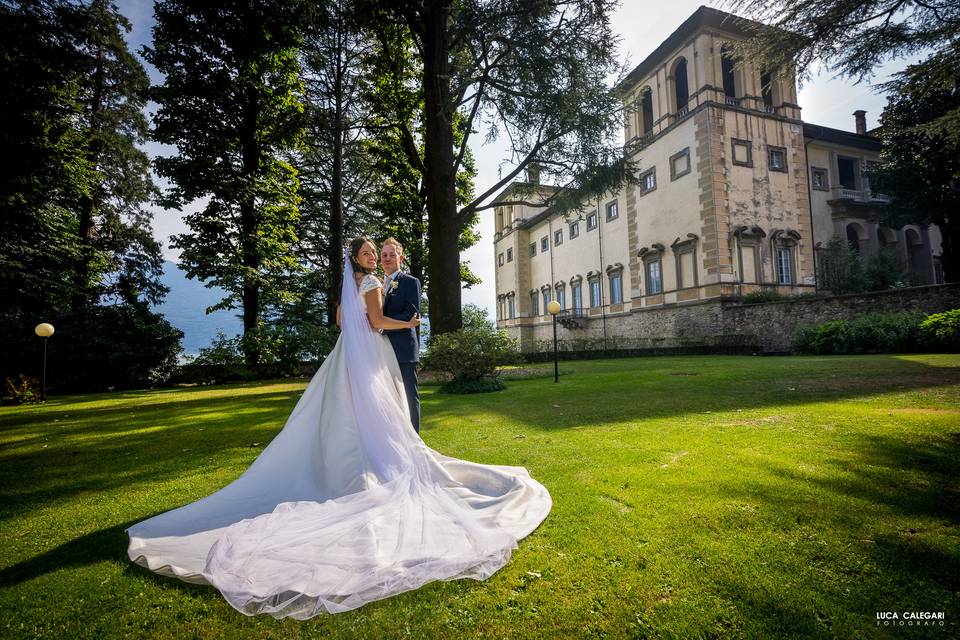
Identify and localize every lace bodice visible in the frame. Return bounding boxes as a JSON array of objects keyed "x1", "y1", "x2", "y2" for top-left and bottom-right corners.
[{"x1": 358, "y1": 274, "x2": 382, "y2": 312}]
